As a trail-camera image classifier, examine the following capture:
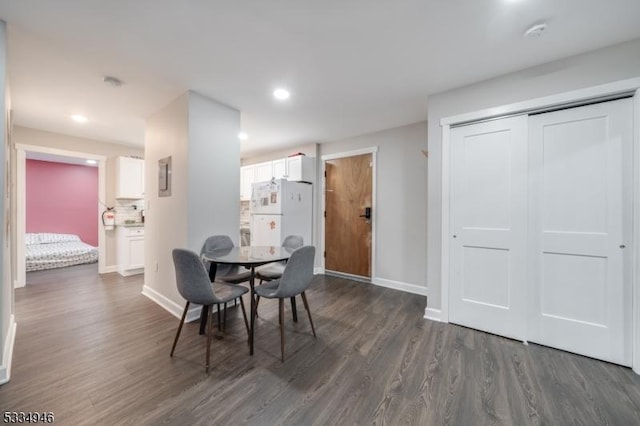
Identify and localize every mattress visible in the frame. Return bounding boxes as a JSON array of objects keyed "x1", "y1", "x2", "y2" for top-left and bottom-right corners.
[{"x1": 26, "y1": 233, "x2": 98, "y2": 272}]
